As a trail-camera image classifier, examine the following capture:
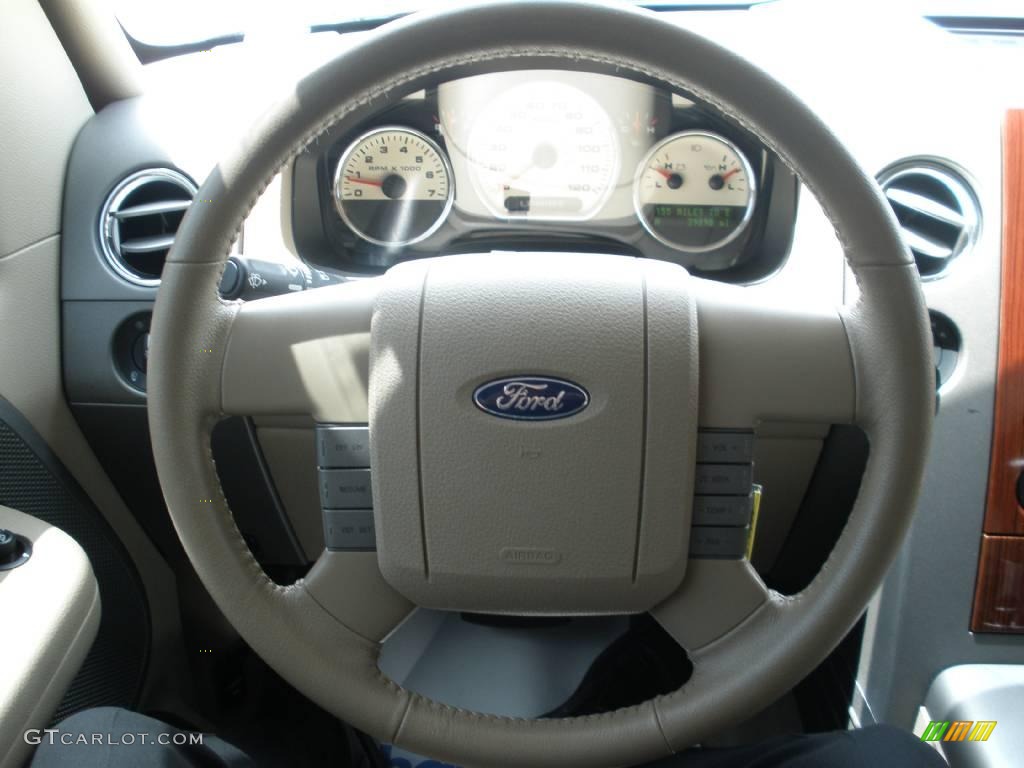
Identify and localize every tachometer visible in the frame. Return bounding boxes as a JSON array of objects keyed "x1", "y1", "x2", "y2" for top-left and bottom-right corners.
[
  {"x1": 634, "y1": 131, "x2": 755, "y2": 252},
  {"x1": 465, "y1": 80, "x2": 619, "y2": 220},
  {"x1": 333, "y1": 126, "x2": 453, "y2": 246}
]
